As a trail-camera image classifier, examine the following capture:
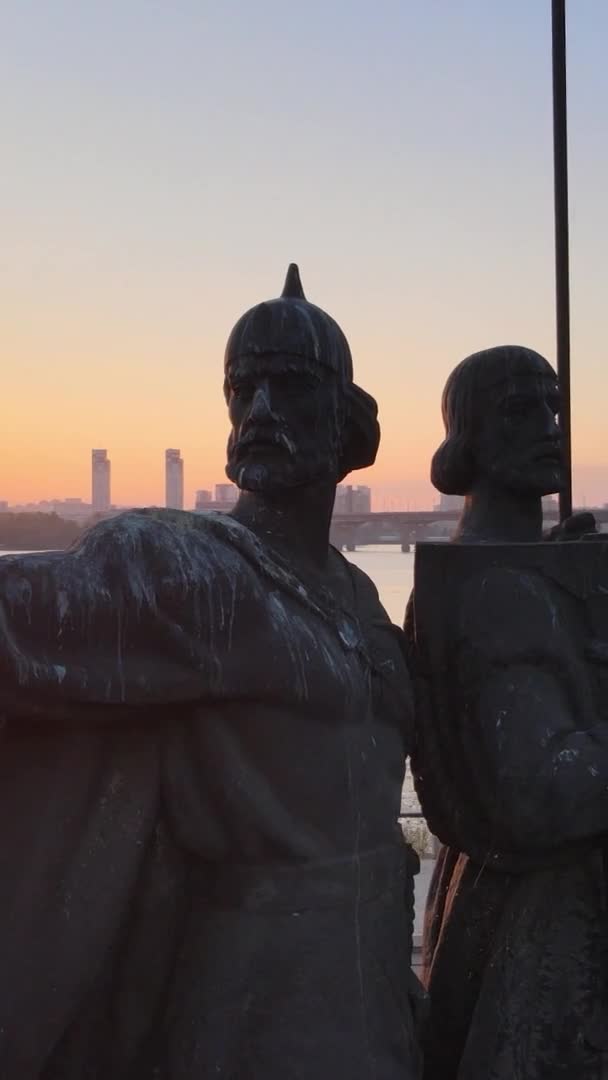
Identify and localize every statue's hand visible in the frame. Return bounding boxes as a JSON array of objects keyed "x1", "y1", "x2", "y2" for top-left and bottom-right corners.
[{"x1": 545, "y1": 511, "x2": 597, "y2": 541}]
